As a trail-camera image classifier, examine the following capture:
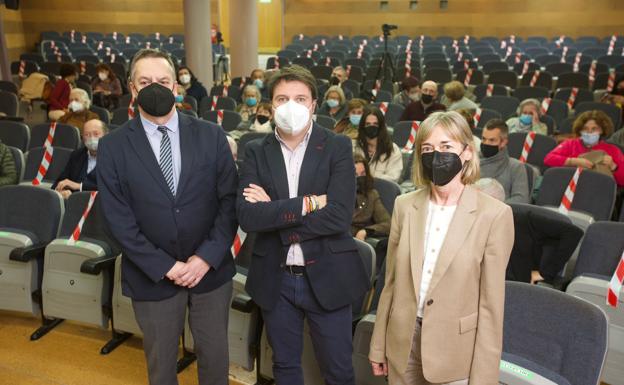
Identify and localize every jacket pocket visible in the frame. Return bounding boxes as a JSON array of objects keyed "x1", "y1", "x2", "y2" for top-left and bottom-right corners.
[
  {"x1": 459, "y1": 312, "x2": 478, "y2": 334},
  {"x1": 328, "y1": 238, "x2": 358, "y2": 253}
]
